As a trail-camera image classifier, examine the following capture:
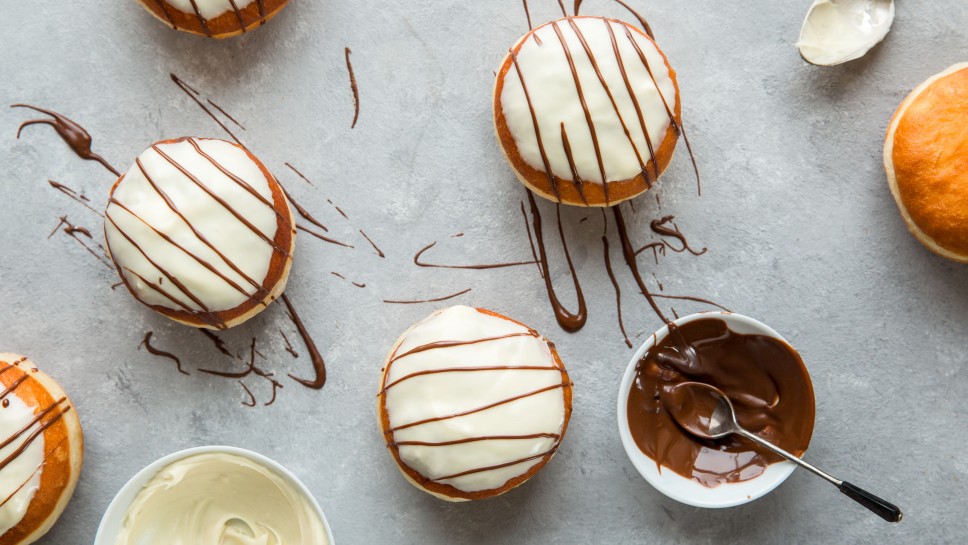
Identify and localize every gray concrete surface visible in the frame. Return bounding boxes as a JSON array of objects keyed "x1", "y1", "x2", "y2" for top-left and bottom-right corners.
[{"x1": 1, "y1": 0, "x2": 966, "y2": 543}]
